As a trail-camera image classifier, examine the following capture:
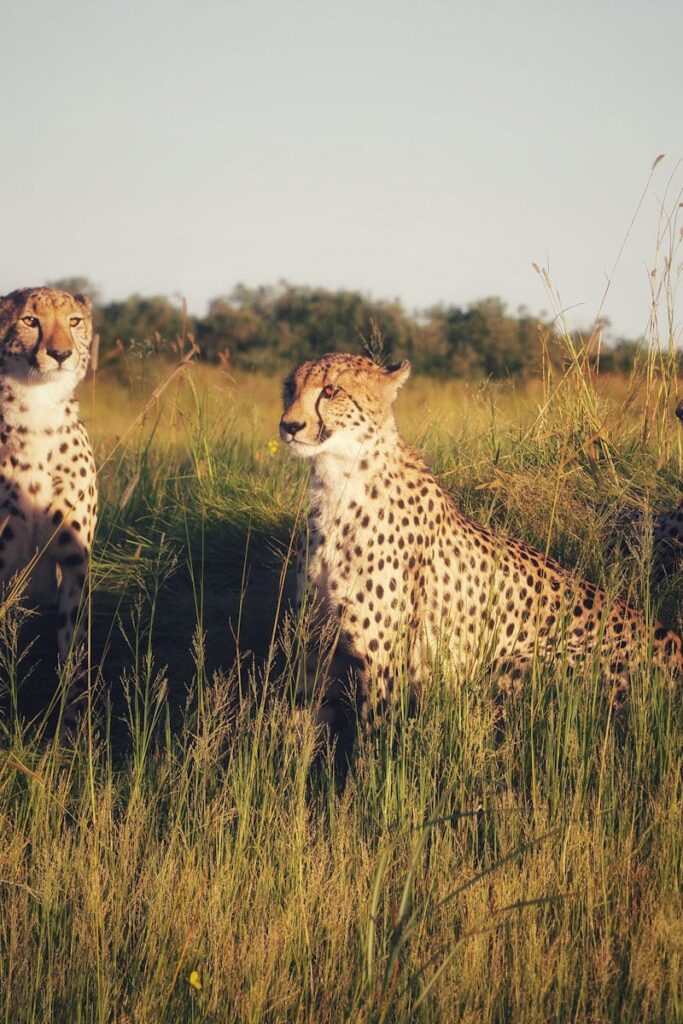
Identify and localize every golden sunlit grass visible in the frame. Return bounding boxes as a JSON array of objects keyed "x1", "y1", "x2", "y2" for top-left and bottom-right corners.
[{"x1": 0, "y1": 342, "x2": 680, "y2": 1023}]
